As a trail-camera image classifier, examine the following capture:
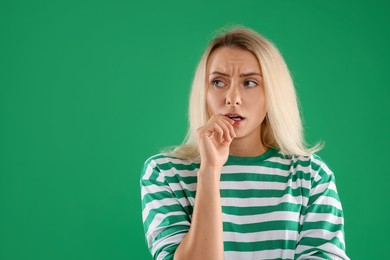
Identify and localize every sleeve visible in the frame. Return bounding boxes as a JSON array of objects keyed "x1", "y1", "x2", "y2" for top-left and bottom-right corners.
[
  {"x1": 140, "y1": 157, "x2": 191, "y2": 260},
  {"x1": 294, "y1": 156, "x2": 350, "y2": 260}
]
